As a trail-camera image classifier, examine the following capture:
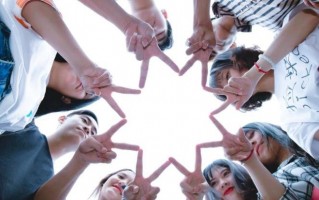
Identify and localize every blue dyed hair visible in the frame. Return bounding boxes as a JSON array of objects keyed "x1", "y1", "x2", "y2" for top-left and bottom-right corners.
[{"x1": 203, "y1": 159, "x2": 257, "y2": 200}]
